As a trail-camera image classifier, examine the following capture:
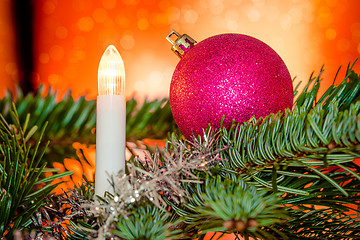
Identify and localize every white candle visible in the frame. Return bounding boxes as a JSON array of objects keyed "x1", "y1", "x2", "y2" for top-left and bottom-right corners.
[{"x1": 95, "y1": 45, "x2": 126, "y2": 196}]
